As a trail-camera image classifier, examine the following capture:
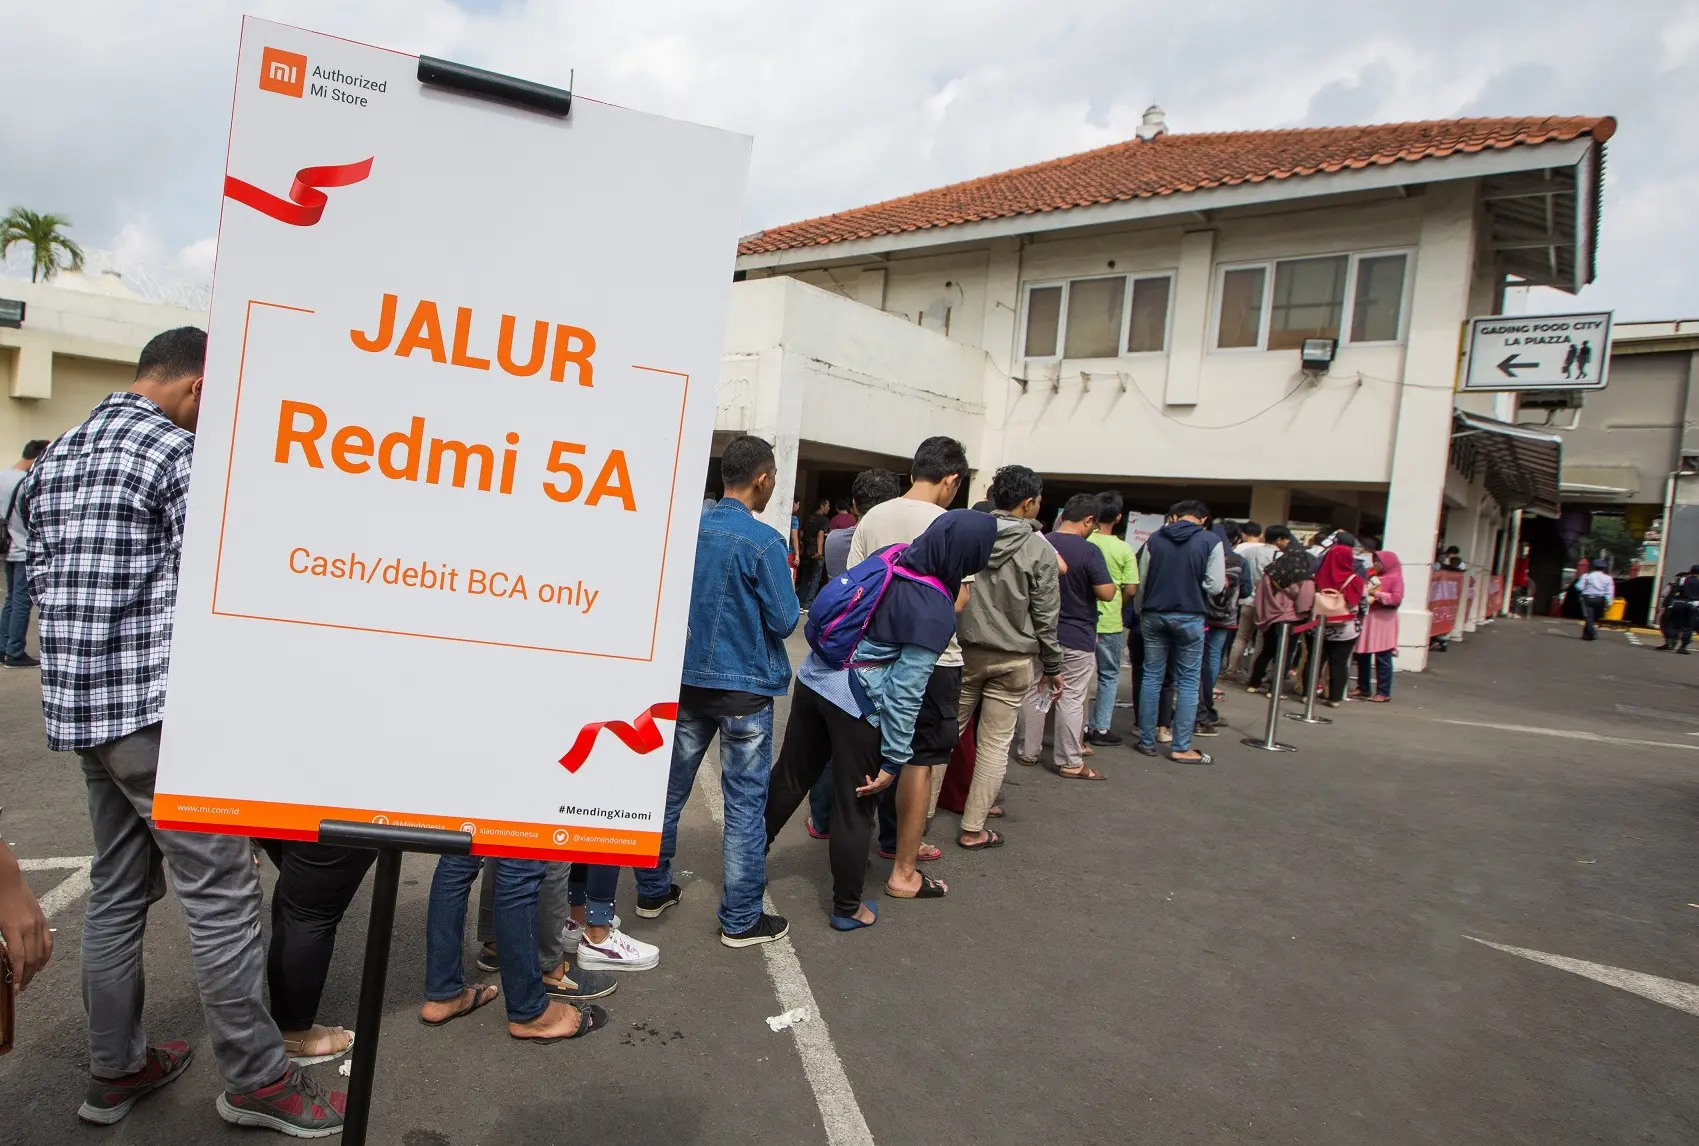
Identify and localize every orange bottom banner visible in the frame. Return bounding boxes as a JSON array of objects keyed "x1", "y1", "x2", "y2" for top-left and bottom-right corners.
[{"x1": 153, "y1": 793, "x2": 661, "y2": 866}]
